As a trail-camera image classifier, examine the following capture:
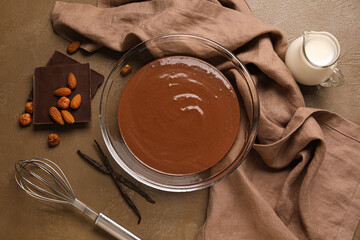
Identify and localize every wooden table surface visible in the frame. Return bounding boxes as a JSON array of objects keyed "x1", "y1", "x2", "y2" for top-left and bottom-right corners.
[{"x1": 0, "y1": 0, "x2": 359, "y2": 239}]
